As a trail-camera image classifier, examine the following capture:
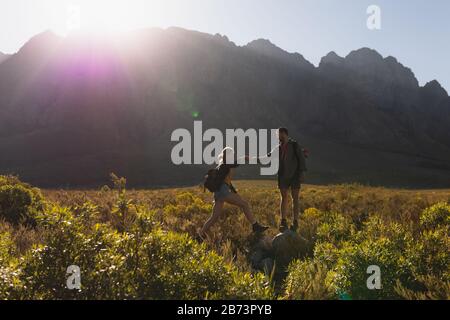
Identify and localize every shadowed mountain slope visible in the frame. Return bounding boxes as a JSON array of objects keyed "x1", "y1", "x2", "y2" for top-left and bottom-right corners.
[{"x1": 0, "y1": 28, "x2": 449, "y2": 187}]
